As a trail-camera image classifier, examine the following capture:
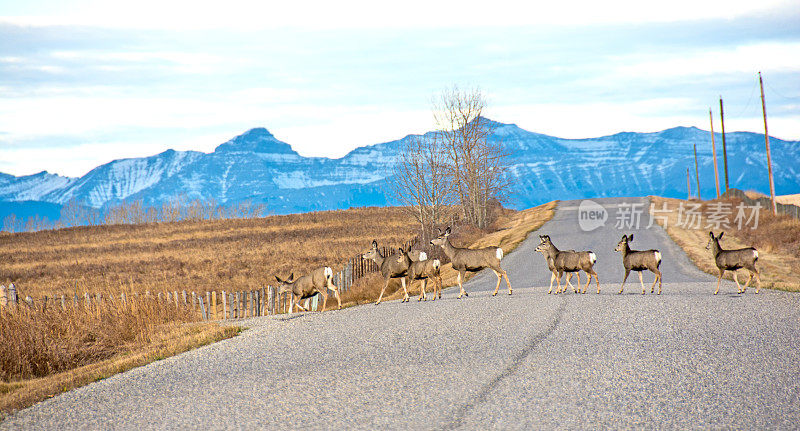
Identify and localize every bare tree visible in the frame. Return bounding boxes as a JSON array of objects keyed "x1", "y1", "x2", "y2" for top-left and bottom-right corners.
[
  {"x1": 392, "y1": 135, "x2": 454, "y2": 241},
  {"x1": 433, "y1": 86, "x2": 509, "y2": 228}
]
